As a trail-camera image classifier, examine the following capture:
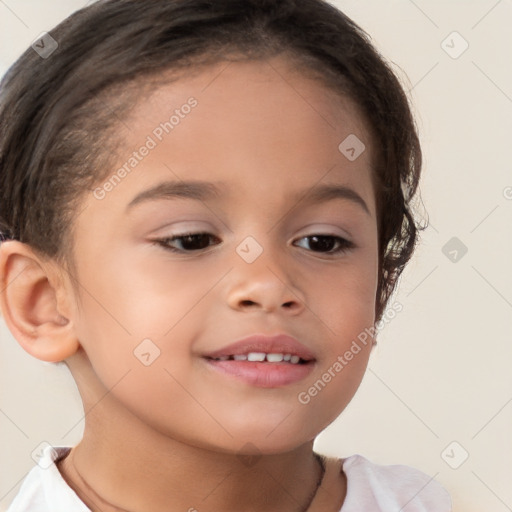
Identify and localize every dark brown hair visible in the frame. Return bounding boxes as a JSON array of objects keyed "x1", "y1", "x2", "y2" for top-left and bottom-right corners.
[{"x1": 0, "y1": 0, "x2": 423, "y2": 323}]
